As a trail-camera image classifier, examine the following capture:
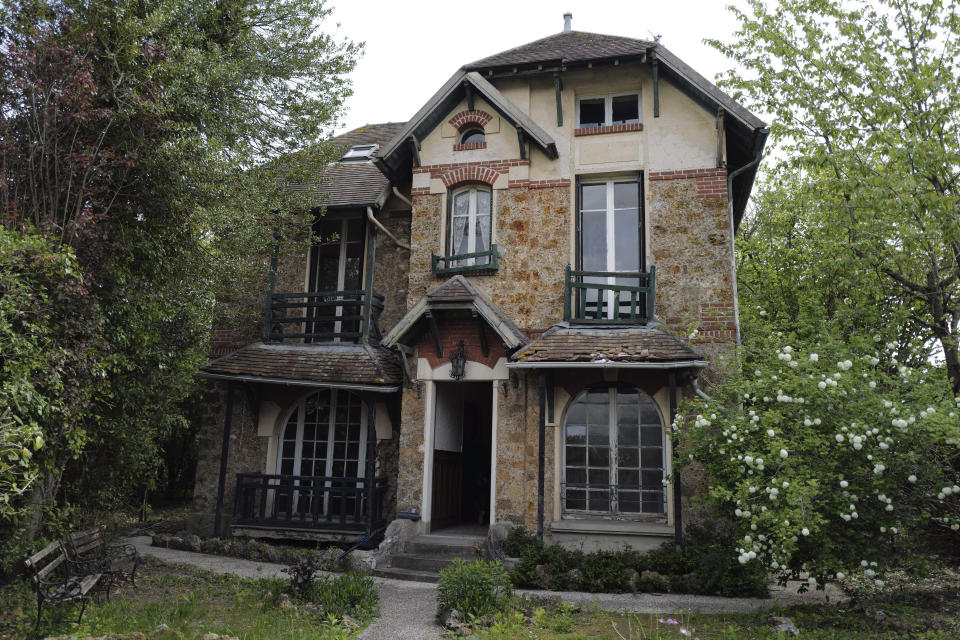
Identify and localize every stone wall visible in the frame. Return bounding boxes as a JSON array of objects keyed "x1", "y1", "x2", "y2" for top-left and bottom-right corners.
[
  {"x1": 372, "y1": 211, "x2": 412, "y2": 336},
  {"x1": 395, "y1": 384, "x2": 426, "y2": 514},
  {"x1": 406, "y1": 186, "x2": 569, "y2": 333},
  {"x1": 187, "y1": 381, "x2": 269, "y2": 537}
]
